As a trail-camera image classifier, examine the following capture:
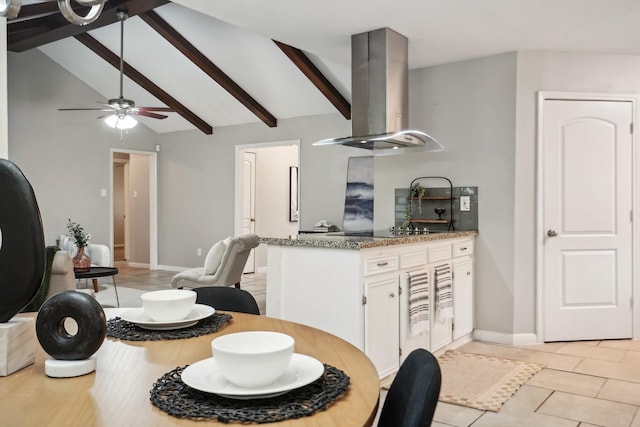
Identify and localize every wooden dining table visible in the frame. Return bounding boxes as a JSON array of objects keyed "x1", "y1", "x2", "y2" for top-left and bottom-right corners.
[{"x1": 1, "y1": 309, "x2": 380, "y2": 427}]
